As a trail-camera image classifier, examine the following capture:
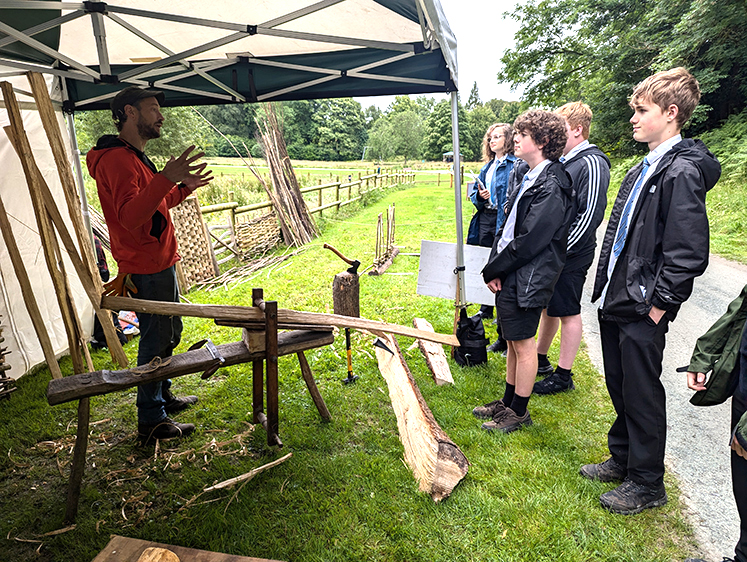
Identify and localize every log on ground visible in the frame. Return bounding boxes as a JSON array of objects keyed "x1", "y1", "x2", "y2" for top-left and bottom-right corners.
[
  {"x1": 374, "y1": 333, "x2": 468, "y2": 502},
  {"x1": 413, "y1": 318, "x2": 453, "y2": 386}
]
